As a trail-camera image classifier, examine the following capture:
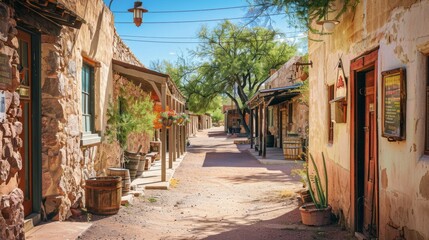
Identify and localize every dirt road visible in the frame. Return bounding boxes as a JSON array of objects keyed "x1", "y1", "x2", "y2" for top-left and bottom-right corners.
[{"x1": 79, "y1": 127, "x2": 354, "y2": 240}]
